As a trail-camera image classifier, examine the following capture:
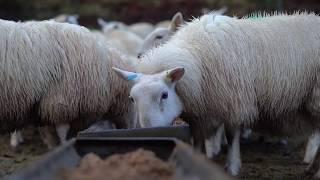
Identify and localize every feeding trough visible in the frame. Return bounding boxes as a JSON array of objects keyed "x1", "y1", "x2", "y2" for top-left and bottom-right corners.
[
  {"x1": 5, "y1": 137, "x2": 235, "y2": 180},
  {"x1": 78, "y1": 125, "x2": 191, "y2": 143}
]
